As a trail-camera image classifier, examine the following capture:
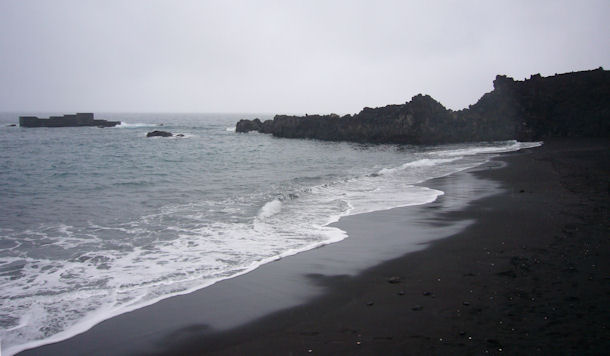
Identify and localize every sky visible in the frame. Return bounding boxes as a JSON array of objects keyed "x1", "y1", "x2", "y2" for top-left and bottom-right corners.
[{"x1": 0, "y1": 0, "x2": 608, "y2": 115}]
